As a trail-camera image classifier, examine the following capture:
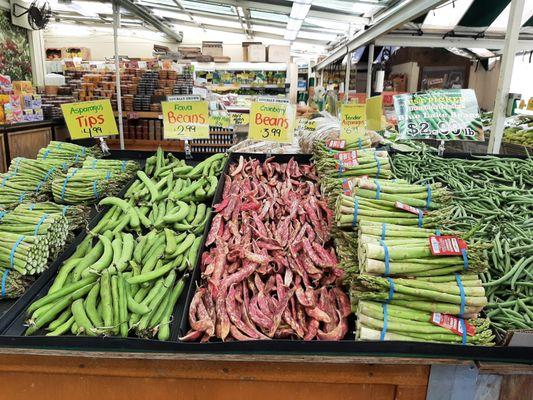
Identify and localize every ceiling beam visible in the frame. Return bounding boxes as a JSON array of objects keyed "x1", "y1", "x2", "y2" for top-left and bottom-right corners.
[
  {"x1": 170, "y1": 0, "x2": 206, "y2": 30},
  {"x1": 315, "y1": 0, "x2": 447, "y2": 70},
  {"x1": 115, "y1": 0, "x2": 182, "y2": 41},
  {"x1": 376, "y1": 33, "x2": 533, "y2": 52}
]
